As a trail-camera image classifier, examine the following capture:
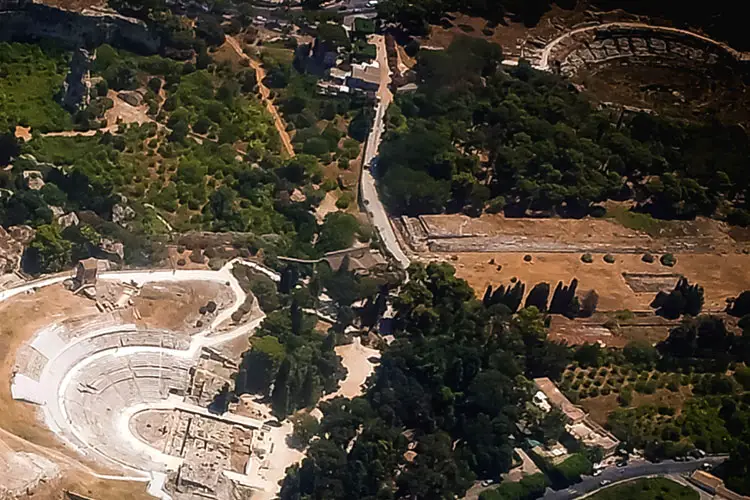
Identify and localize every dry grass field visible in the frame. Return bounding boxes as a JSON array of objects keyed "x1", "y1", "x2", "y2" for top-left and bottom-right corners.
[{"x1": 443, "y1": 252, "x2": 750, "y2": 312}]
